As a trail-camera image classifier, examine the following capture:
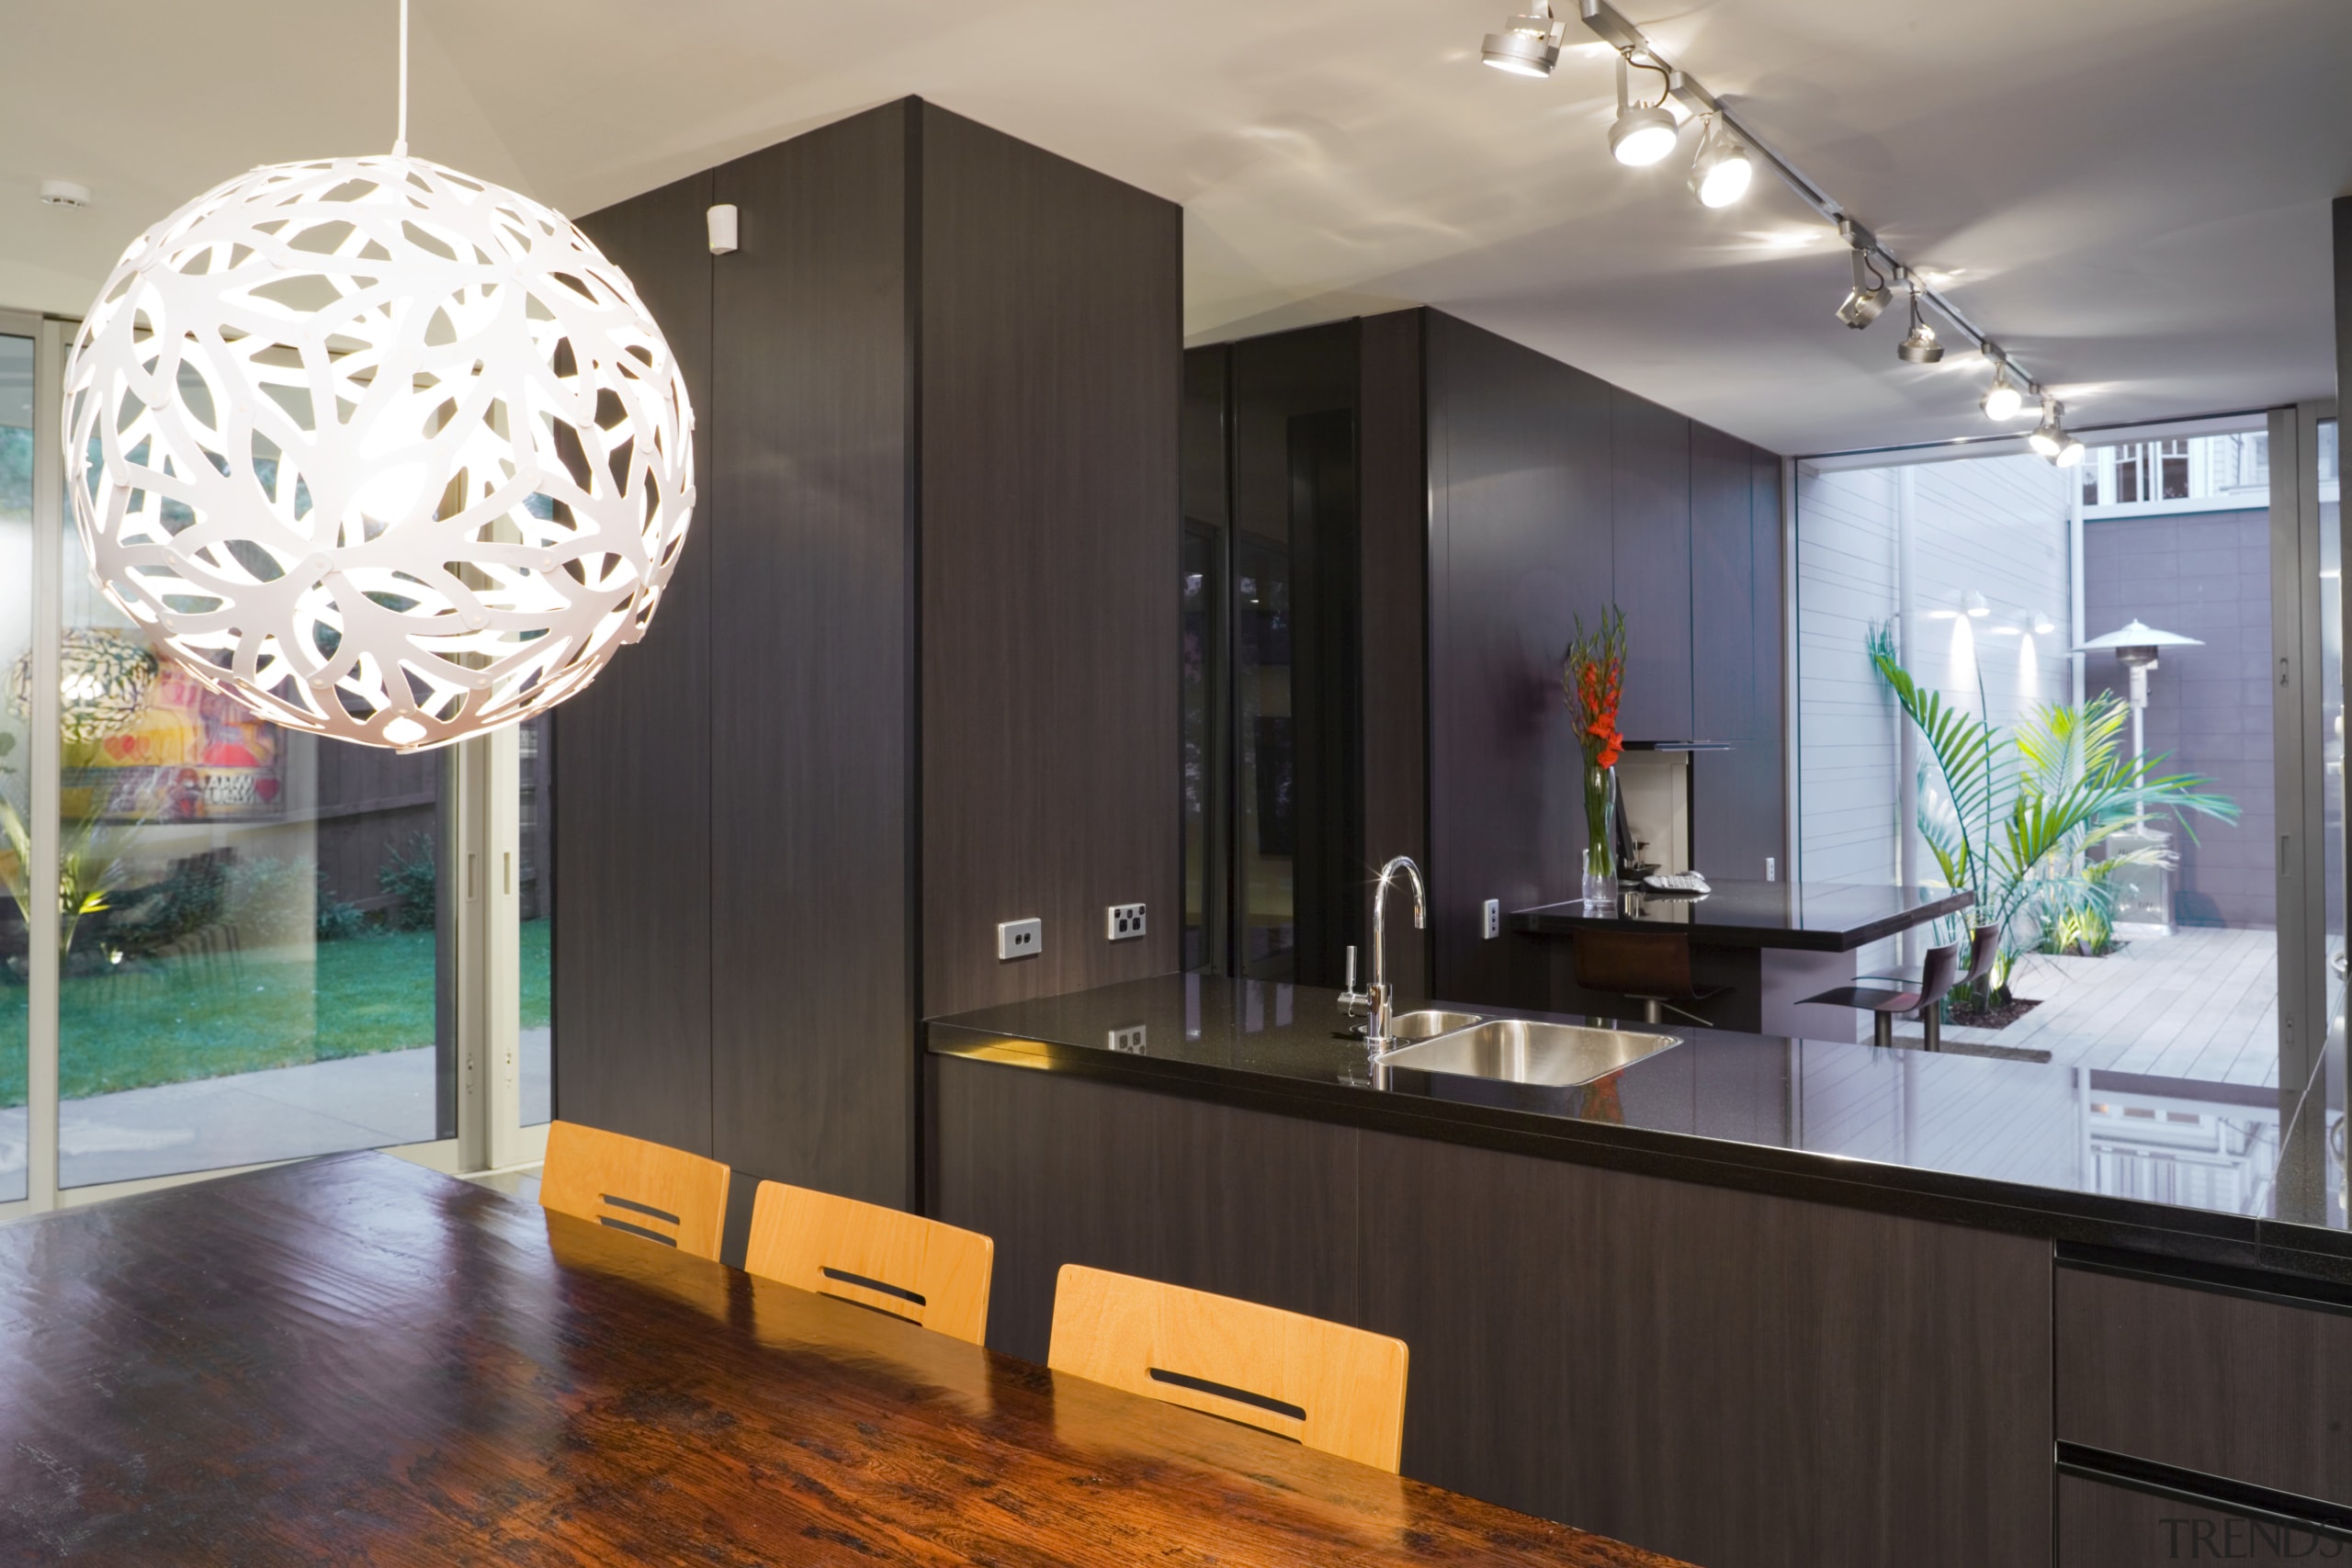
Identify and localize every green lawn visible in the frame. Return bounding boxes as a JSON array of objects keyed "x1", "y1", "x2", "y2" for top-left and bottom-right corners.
[{"x1": 0, "y1": 918, "x2": 550, "y2": 1108}]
